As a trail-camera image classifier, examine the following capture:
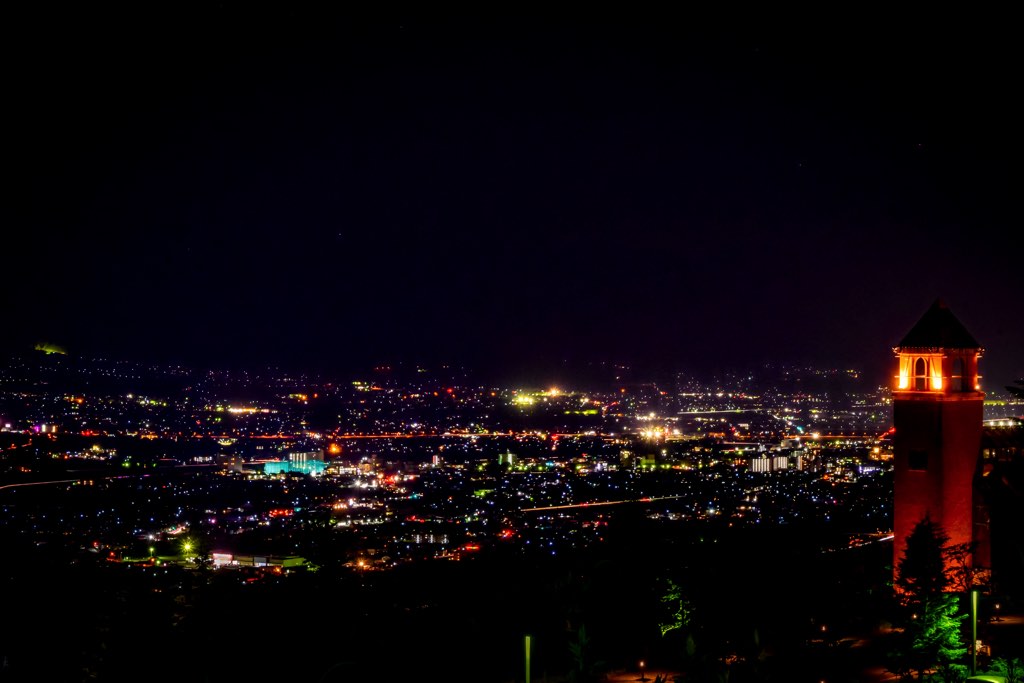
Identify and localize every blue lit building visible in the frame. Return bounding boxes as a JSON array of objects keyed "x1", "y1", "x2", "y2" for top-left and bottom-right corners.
[{"x1": 264, "y1": 449, "x2": 326, "y2": 476}]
